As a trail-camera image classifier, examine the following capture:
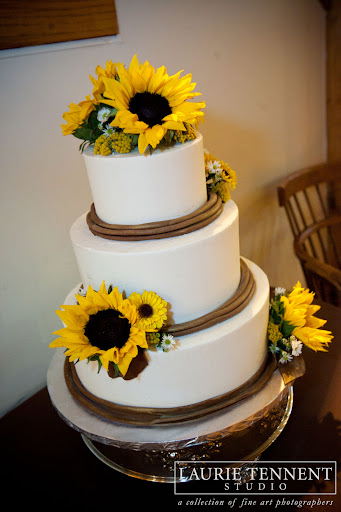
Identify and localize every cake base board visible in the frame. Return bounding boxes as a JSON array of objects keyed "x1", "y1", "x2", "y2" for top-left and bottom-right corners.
[{"x1": 47, "y1": 349, "x2": 293, "y2": 482}]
